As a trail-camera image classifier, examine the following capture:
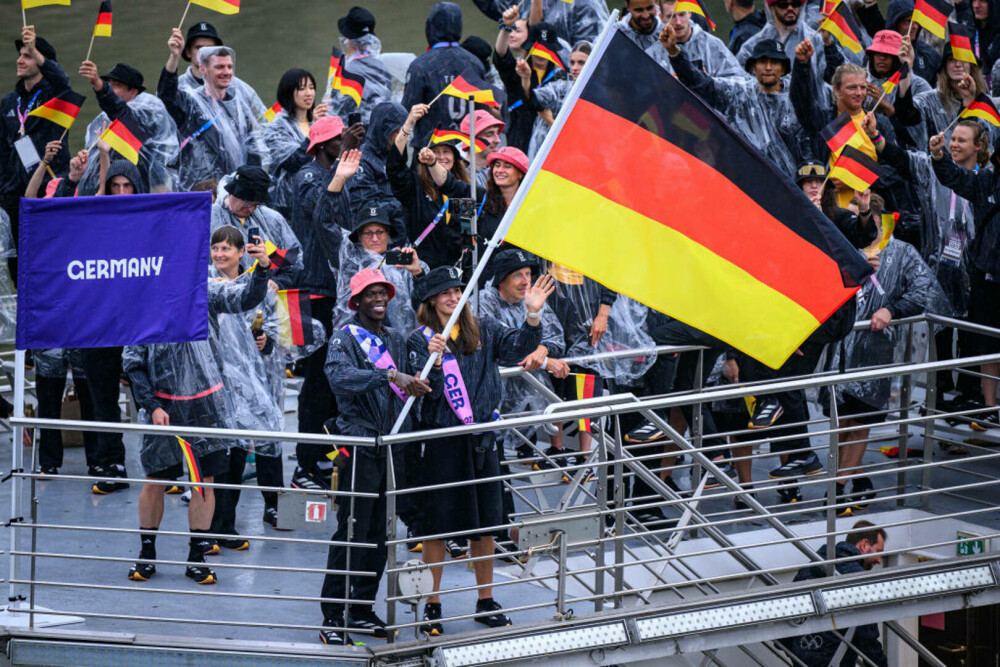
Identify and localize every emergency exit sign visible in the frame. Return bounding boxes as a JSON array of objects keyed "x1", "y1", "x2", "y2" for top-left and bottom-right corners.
[{"x1": 956, "y1": 531, "x2": 988, "y2": 557}]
